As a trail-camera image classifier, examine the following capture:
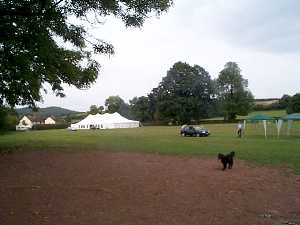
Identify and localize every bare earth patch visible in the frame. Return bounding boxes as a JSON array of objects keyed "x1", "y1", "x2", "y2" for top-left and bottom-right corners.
[{"x1": 0, "y1": 151, "x2": 300, "y2": 225}]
